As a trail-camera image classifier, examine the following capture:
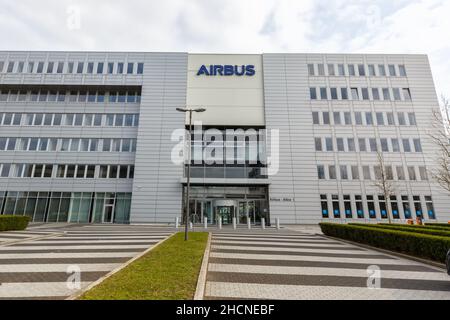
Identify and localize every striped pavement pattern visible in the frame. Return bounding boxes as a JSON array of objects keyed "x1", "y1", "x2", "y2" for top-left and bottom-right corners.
[
  {"x1": 204, "y1": 230, "x2": 450, "y2": 300},
  {"x1": 0, "y1": 224, "x2": 173, "y2": 299}
]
